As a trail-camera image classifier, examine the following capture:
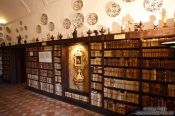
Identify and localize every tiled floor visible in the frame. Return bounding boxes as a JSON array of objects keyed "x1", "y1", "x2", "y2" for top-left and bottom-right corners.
[{"x1": 0, "y1": 83, "x2": 103, "y2": 116}]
